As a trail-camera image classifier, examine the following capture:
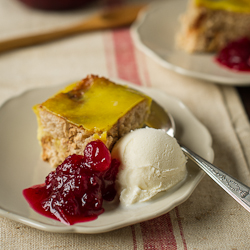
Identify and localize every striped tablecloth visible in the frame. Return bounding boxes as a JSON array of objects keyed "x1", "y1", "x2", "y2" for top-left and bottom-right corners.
[{"x1": 1, "y1": 0, "x2": 250, "y2": 249}]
